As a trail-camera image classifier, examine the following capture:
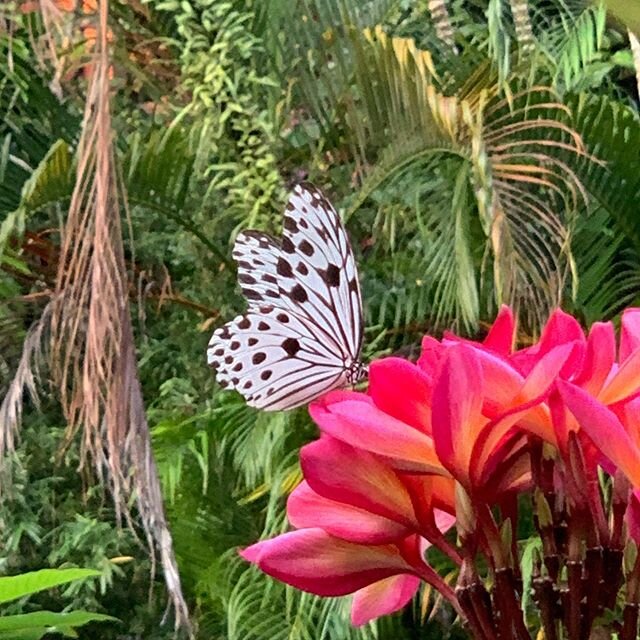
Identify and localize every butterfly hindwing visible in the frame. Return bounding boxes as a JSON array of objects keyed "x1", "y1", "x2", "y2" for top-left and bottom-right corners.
[
  {"x1": 232, "y1": 231, "x2": 282, "y2": 307},
  {"x1": 207, "y1": 307, "x2": 349, "y2": 410}
]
